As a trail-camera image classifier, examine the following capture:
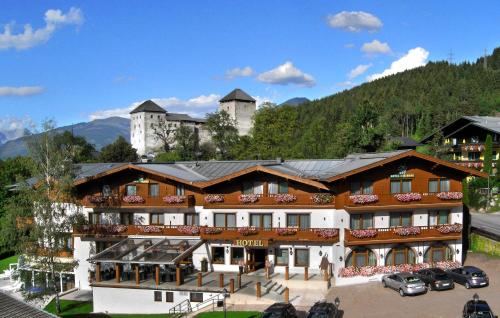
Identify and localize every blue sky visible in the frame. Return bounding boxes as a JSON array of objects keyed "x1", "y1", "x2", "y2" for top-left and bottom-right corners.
[{"x1": 1, "y1": 0, "x2": 499, "y2": 141}]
